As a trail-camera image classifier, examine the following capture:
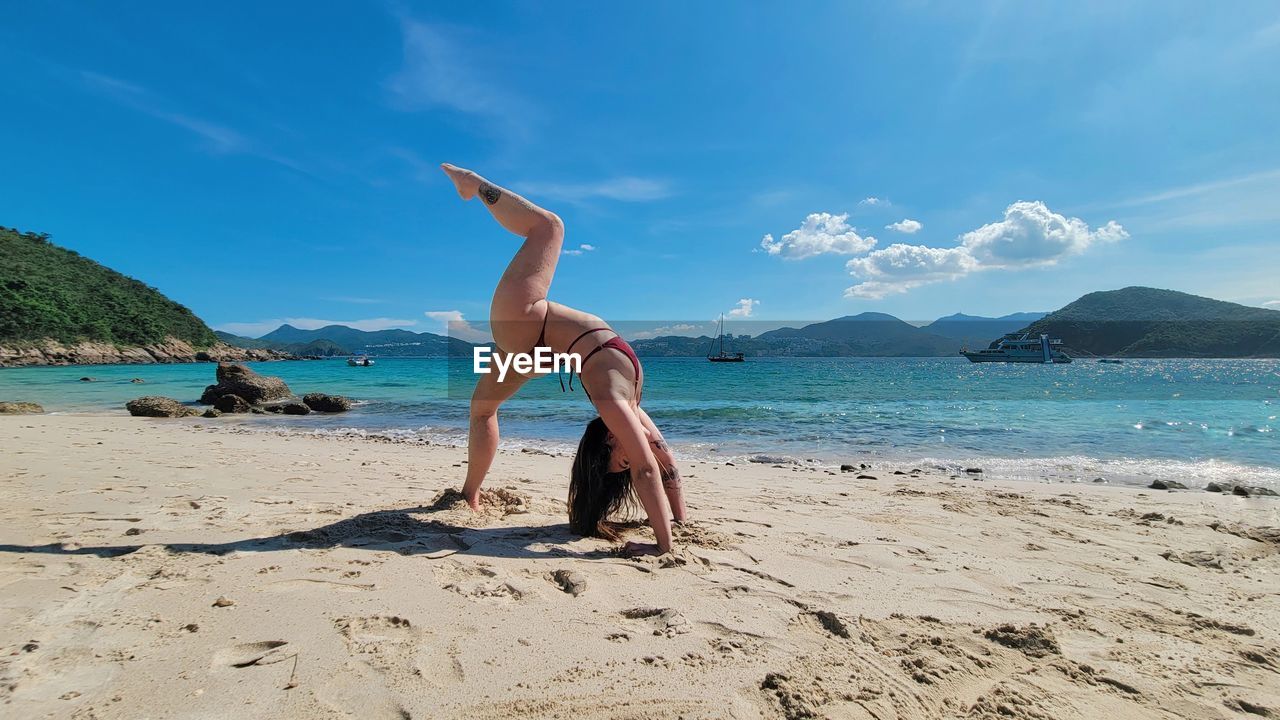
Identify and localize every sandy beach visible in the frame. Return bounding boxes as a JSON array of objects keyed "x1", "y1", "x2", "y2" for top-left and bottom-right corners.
[{"x1": 1, "y1": 415, "x2": 1277, "y2": 719}]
